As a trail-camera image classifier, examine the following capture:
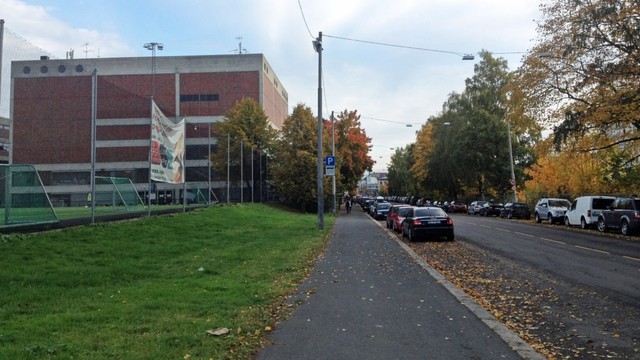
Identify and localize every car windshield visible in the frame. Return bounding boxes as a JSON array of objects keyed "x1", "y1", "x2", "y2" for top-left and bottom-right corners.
[
  {"x1": 377, "y1": 203, "x2": 390, "y2": 210},
  {"x1": 549, "y1": 199, "x2": 571, "y2": 208},
  {"x1": 513, "y1": 203, "x2": 527, "y2": 208},
  {"x1": 633, "y1": 200, "x2": 640, "y2": 209},
  {"x1": 414, "y1": 208, "x2": 447, "y2": 217}
]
